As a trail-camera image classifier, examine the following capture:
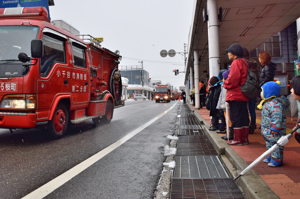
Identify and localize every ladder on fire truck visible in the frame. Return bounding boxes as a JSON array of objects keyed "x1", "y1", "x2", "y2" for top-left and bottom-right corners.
[{"x1": 77, "y1": 34, "x2": 103, "y2": 48}]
